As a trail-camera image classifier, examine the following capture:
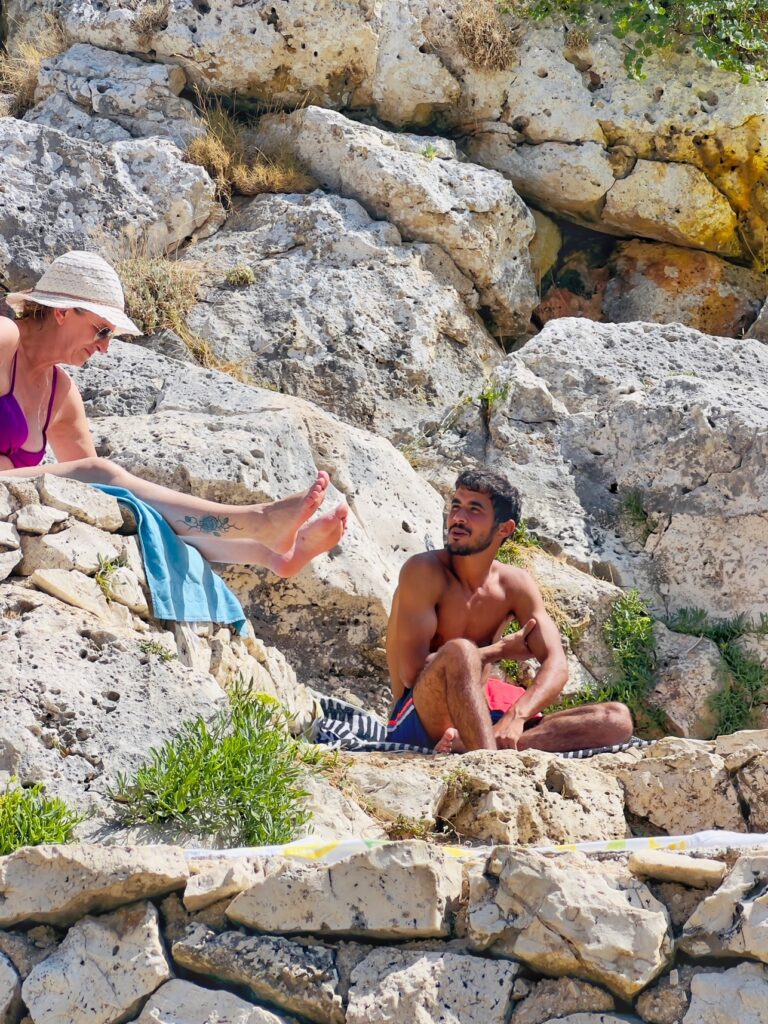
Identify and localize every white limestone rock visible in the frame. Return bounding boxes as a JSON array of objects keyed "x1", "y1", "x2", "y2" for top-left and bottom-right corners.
[
  {"x1": 682, "y1": 963, "x2": 768, "y2": 1024},
  {"x1": 435, "y1": 749, "x2": 627, "y2": 846},
  {"x1": 299, "y1": 774, "x2": 387, "y2": 842},
  {"x1": 342, "y1": 753, "x2": 445, "y2": 828},
  {"x1": 255, "y1": 107, "x2": 537, "y2": 334},
  {"x1": 510, "y1": 978, "x2": 615, "y2": 1024},
  {"x1": 0, "y1": 523, "x2": 20, "y2": 551},
  {"x1": 648, "y1": 624, "x2": 727, "y2": 740},
  {"x1": 735, "y1": 751, "x2": 768, "y2": 832},
  {"x1": 106, "y1": 565, "x2": 149, "y2": 615},
  {"x1": 346, "y1": 948, "x2": 517, "y2": 1024},
  {"x1": 0, "y1": 550, "x2": 22, "y2": 582},
  {"x1": 182, "y1": 190, "x2": 501, "y2": 441},
  {"x1": 0, "y1": 119, "x2": 219, "y2": 288},
  {"x1": 680, "y1": 853, "x2": 768, "y2": 961},
  {"x1": 226, "y1": 842, "x2": 462, "y2": 939},
  {"x1": 0, "y1": 844, "x2": 188, "y2": 928},
  {"x1": 18, "y1": 522, "x2": 124, "y2": 576},
  {"x1": 29, "y1": 43, "x2": 204, "y2": 148},
  {"x1": 136, "y1": 979, "x2": 291, "y2": 1023},
  {"x1": 22, "y1": 901, "x2": 171, "y2": 1024},
  {"x1": 628, "y1": 852, "x2": 727, "y2": 890},
  {"x1": 183, "y1": 858, "x2": 262, "y2": 914},
  {"x1": 36, "y1": 475, "x2": 123, "y2": 531},
  {"x1": 171, "y1": 925, "x2": 344, "y2": 1024},
  {"x1": 592, "y1": 739, "x2": 746, "y2": 835},
  {"x1": 466, "y1": 849, "x2": 673, "y2": 1000},
  {"x1": 12, "y1": 504, "x2": 69, "y2": 534},
  {"x1": 0, "y1": 953, "x2": 21, "y2": 1024},
  {"x1": 0, "y1": 583, "x2": 226, "y2": 820},
  {"x1": 31, "y1": 567, "x2": 111, "y2": 619}
]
